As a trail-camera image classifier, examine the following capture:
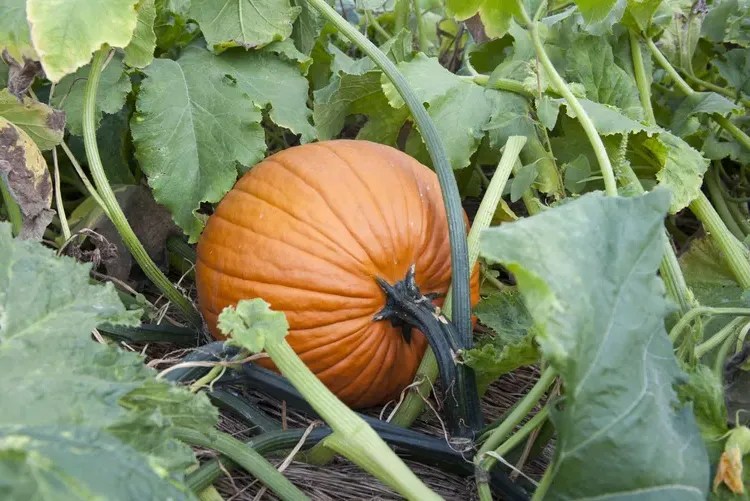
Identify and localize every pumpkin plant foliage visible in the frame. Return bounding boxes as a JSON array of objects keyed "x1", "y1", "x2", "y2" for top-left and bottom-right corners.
[
  {"x1": 480, "y1": 191, "x2": 710, "y2": 498},
  {"x1": 0, "y1": 222, "x2": 219, "y2": 499}
]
